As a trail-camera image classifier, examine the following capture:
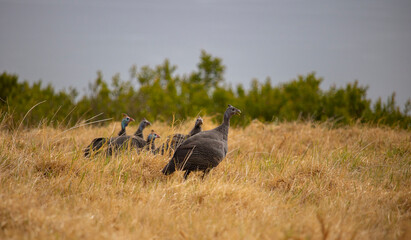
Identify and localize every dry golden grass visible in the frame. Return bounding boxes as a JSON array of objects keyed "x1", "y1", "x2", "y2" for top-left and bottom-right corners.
[{"x1": 1, "y1": 117, "x2": 410, "y2": 239}]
